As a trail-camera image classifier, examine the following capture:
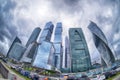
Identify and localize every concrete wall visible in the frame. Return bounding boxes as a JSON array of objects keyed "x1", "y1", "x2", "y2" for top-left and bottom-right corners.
[{"x1": 0, "y1": 62, "x2": 9, "y2": 79}]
